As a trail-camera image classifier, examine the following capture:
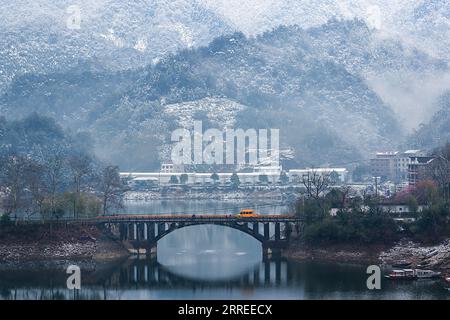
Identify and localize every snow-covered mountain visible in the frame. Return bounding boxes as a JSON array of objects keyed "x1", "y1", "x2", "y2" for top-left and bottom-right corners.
[
  {"x1": 1, "y1": 0, "x2": 448, "y2": 129},
  {"x1": 204, "y1": 0, "x2": 450, "y2": 62},
  {"x1": 1, "y1": 2, "x2": 449, "y2": 169},
  {"x1": 408, "y1": 91, "x2": 450, "y2": 150},
  {"x1": 203, "y1": 0, "x2": 450, "y2": 129},
  {"x1": 2, "y1": 21, "x2": 421, "y2": 169},
  {"x1": 0, "y1": 0, "x2": 233, "y2": 92}
]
